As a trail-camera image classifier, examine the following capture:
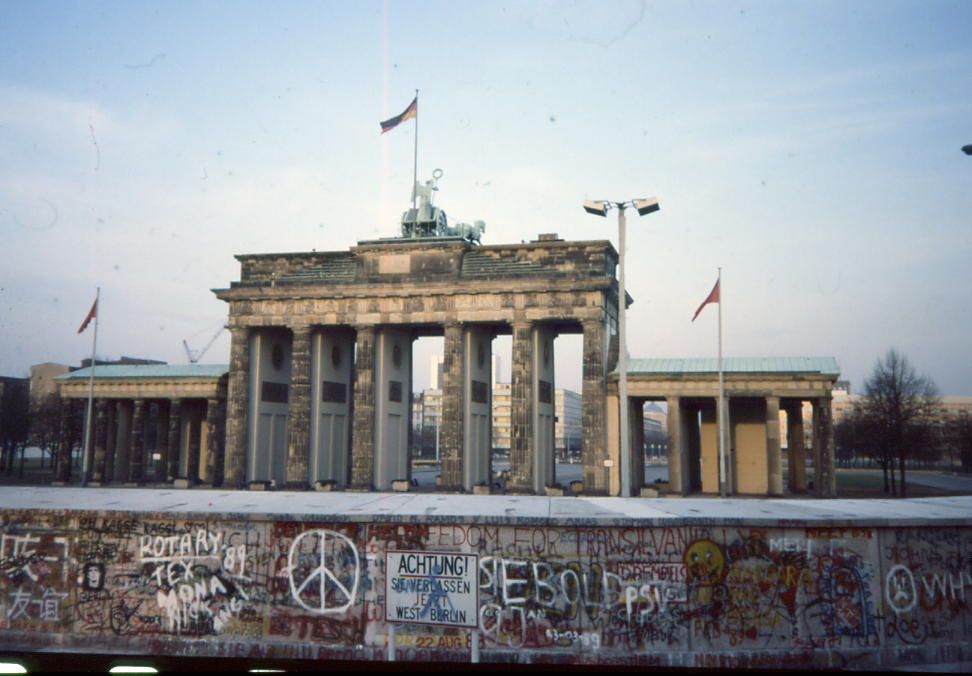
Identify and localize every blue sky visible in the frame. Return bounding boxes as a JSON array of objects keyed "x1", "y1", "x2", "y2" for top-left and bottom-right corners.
[{"x1": 2, "y1": 0, "x2": 971, "y2": 394}]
